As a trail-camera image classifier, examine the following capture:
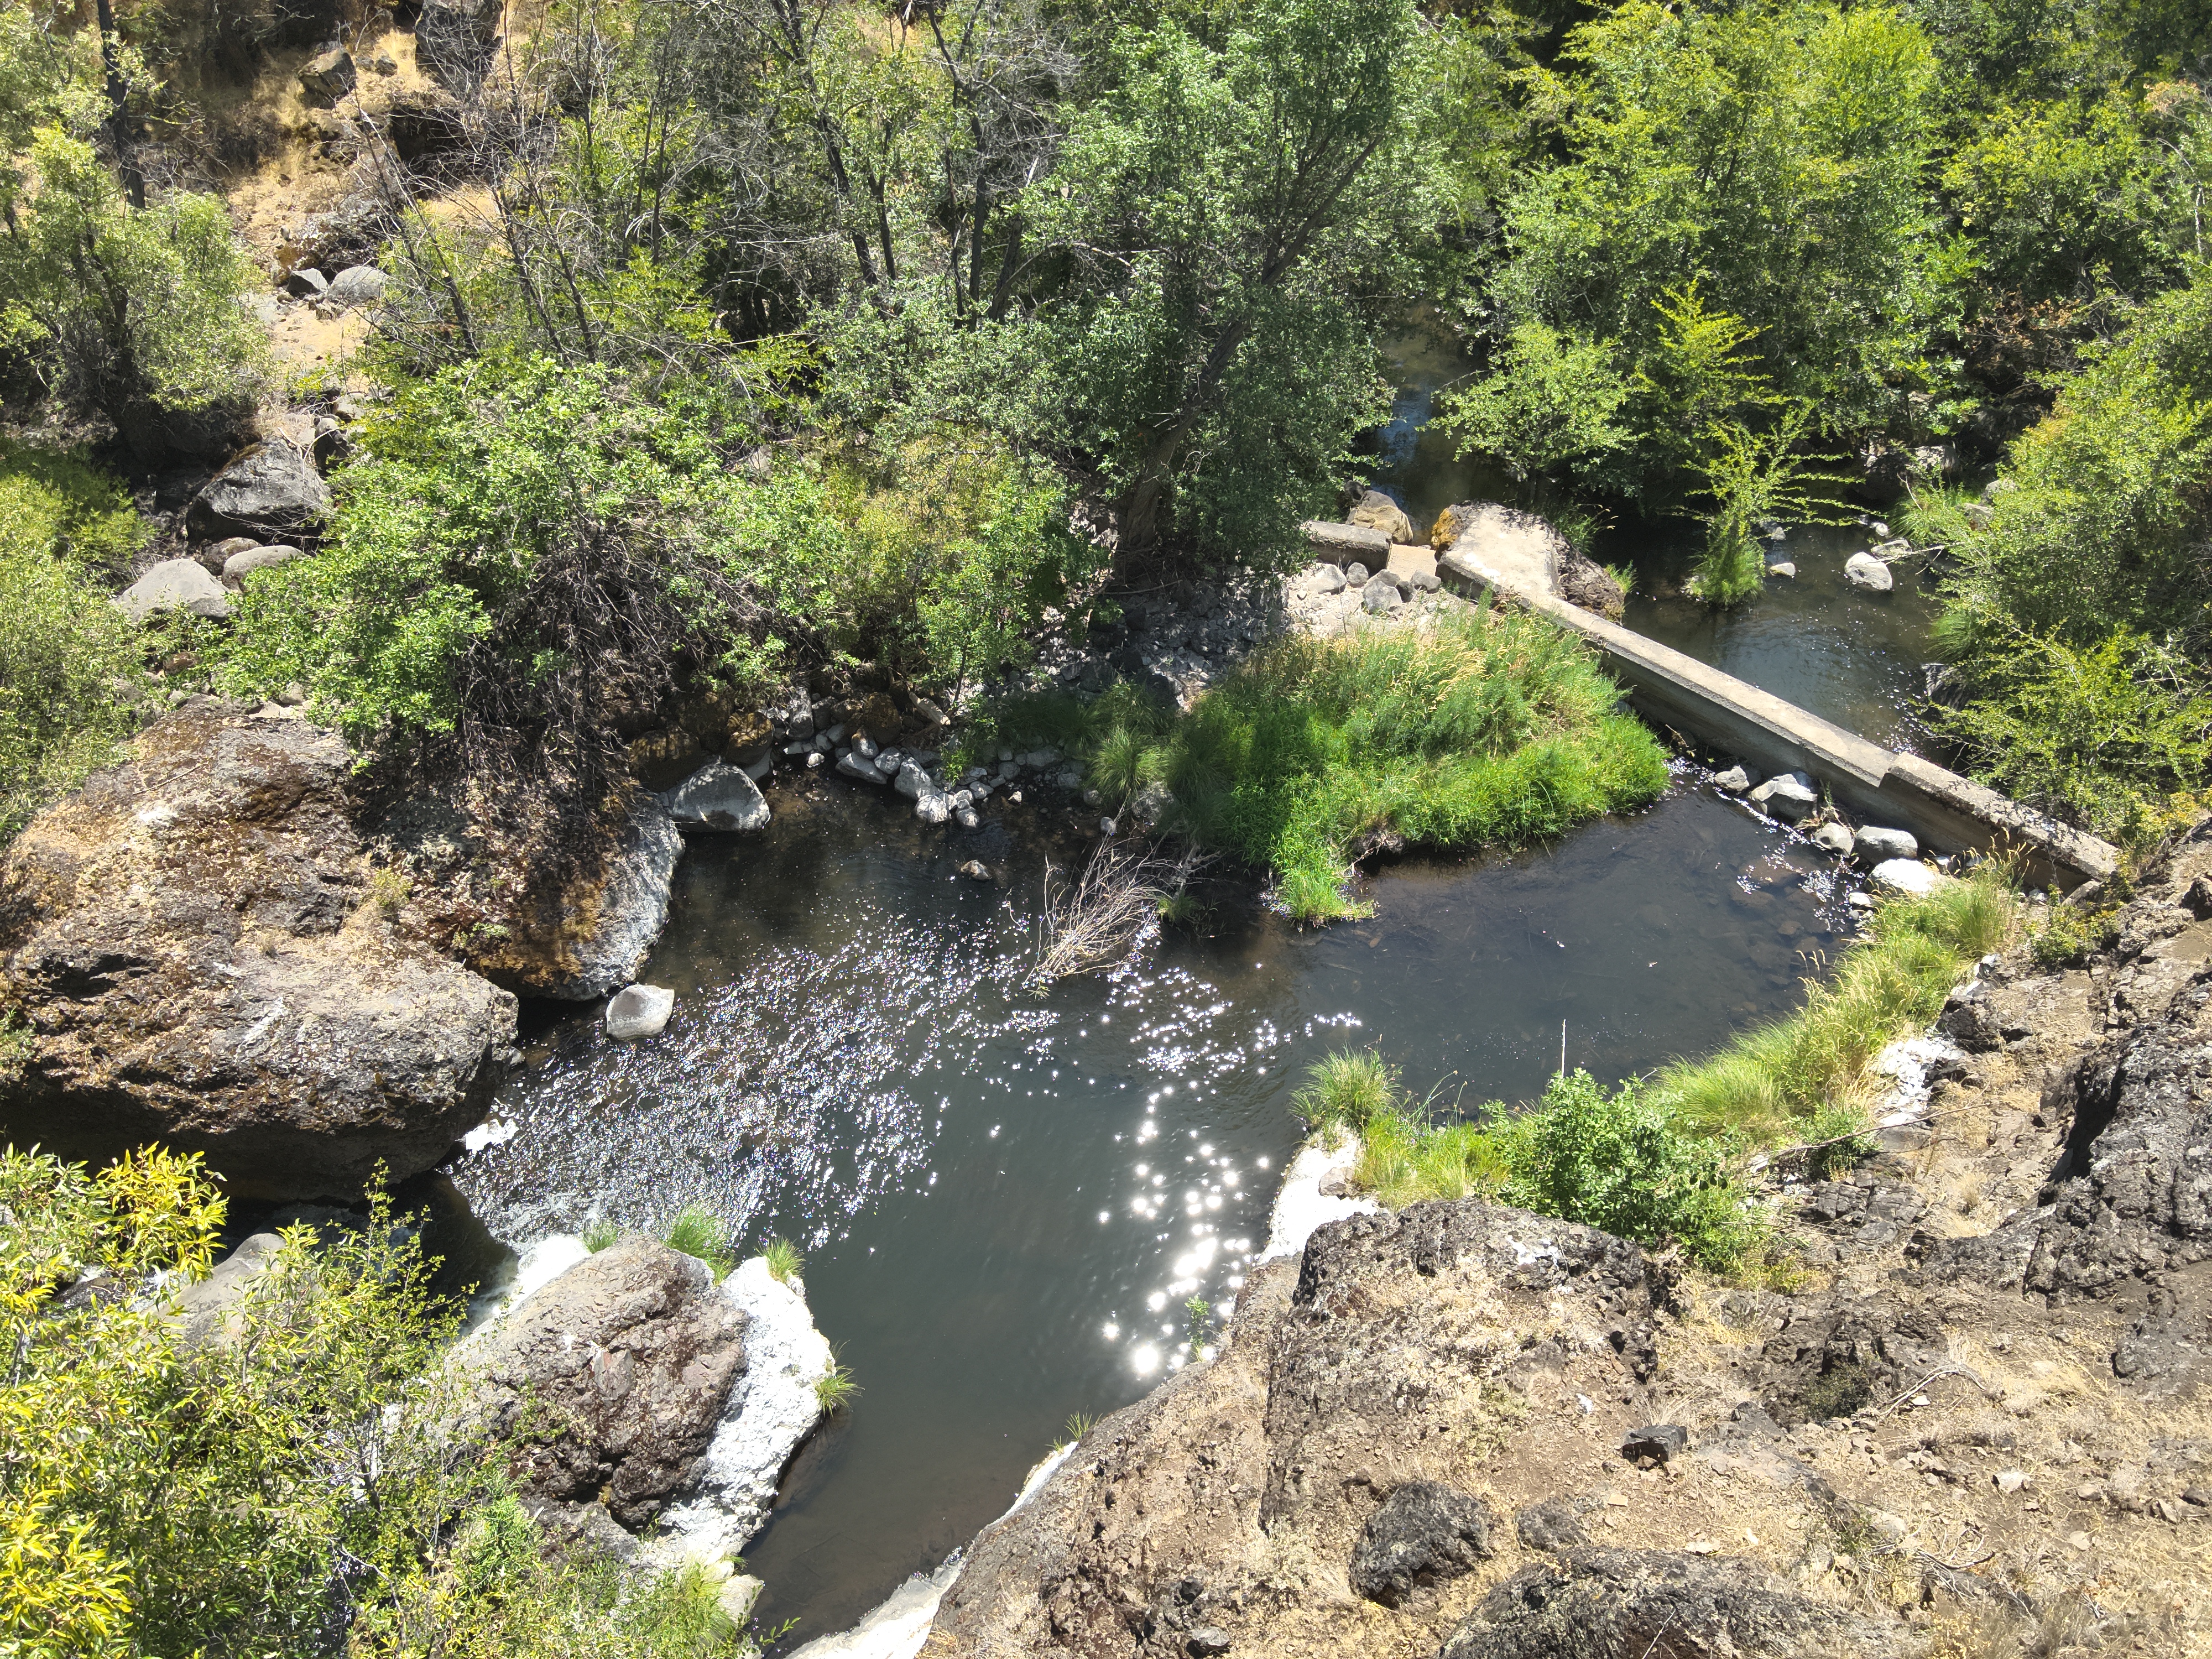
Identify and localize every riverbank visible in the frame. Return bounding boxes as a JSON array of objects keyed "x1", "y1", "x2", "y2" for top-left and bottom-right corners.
[{"x1": 803, "y1": 820, "x2": 2212, "y2": 1655}]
